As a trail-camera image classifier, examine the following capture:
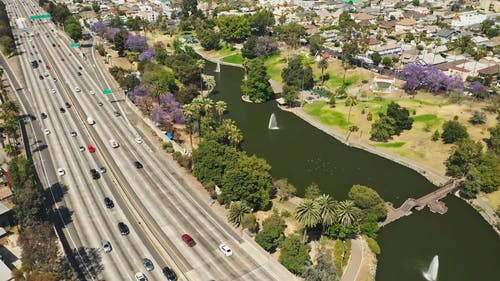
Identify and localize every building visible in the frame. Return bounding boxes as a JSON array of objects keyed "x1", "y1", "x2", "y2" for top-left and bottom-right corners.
[
  {"x1": 451, "y1": 13, "x2": 488, "y2": 28},
  {"x1": 395, "y1": 18, "x2": 417, "y2": 33}
]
